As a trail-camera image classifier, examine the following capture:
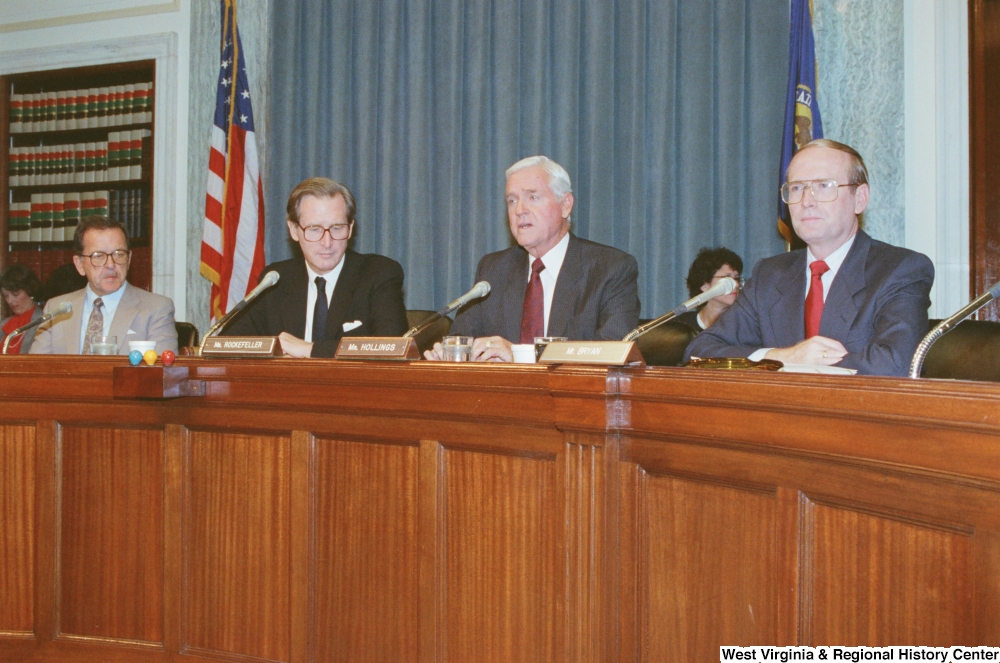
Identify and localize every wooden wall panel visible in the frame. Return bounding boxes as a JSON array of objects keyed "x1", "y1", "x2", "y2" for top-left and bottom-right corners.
[
  {"x1": 58, "y1": 426, "x2": 163, "y2": 644},
  {"x1": 184, "y1": 432, "x2": 290, "y2": 662},
  {"x1": 313, "y1": 438, "x2": 419, "y2": 663},
  {"x1": 641, "y1": 472, "x2": 780, "y2": 661},
  {"x1": 809, "y1": 503, "x2": 975, "y2": 645},
  {"x1": 0, "y1": 425, "x2": 34, "y2": 636},
  {"x1": 442, "y1": 448, "x2": 561, "y2": 663}
]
